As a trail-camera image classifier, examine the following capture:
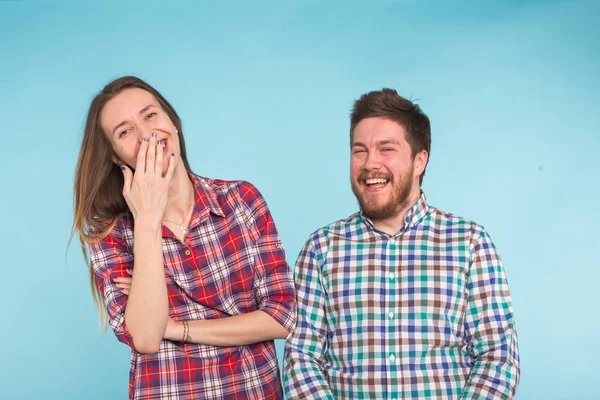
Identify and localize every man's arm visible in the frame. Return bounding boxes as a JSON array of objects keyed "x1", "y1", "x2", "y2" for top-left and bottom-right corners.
[
  {"x1": 283, "y1": 237, "x2": 335, "y2": 400},
  {"x1": 460, "y1": 229, "x2": 520, "y2": 399}
]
